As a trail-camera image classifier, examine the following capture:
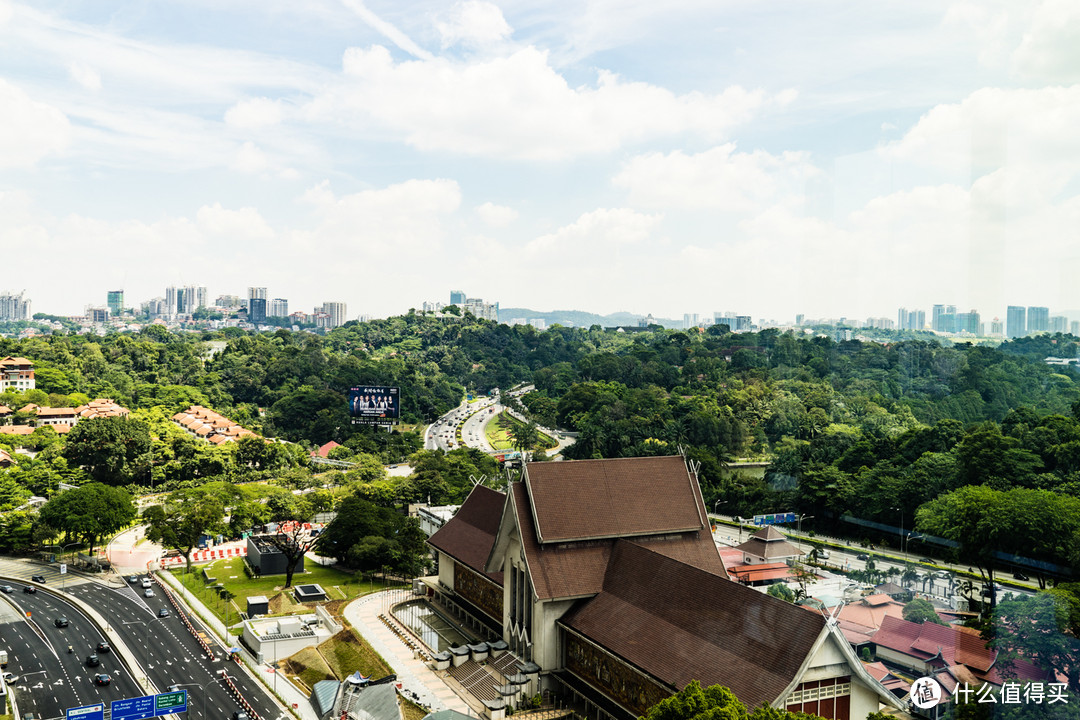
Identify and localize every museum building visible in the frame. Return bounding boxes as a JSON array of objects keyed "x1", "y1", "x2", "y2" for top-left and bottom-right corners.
[{"x1": 426, "y1": 456, "x2": 901, "y2": 720}]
